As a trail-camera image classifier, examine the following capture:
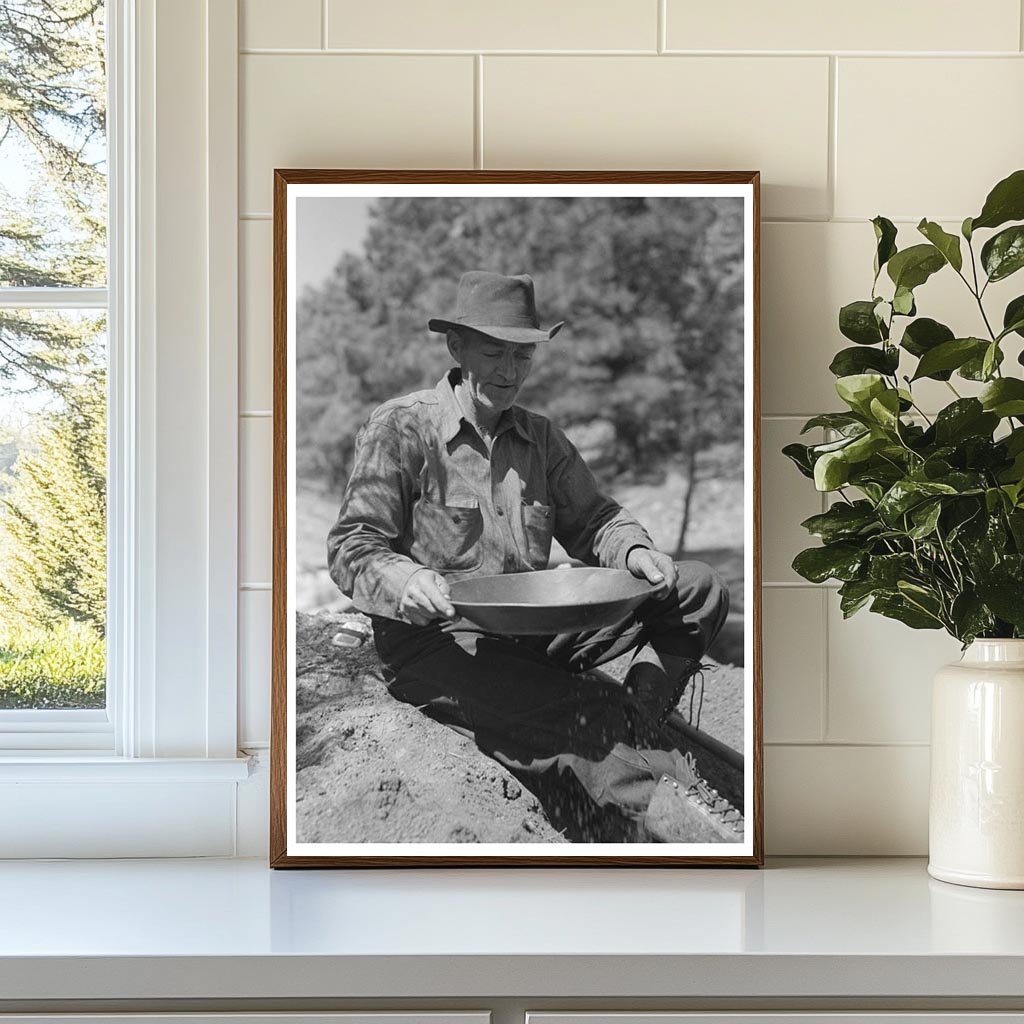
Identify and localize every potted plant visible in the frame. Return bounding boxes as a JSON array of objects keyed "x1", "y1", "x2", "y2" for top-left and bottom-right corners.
[{"x1": 785, "y1": 168, "x2": 1024, "y2": 889}]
